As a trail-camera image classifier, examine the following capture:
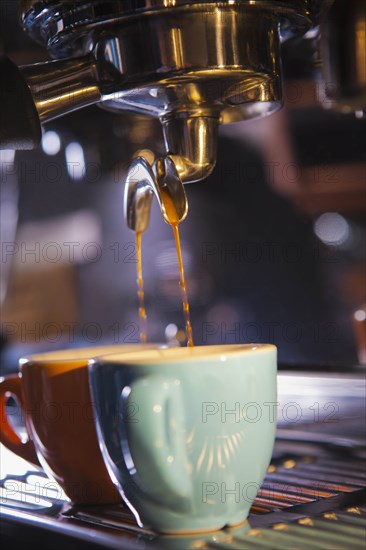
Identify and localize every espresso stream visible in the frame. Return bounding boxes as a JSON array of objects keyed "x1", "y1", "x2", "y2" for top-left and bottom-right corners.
[
  {"x1": 160, "y1": 186, "x2": 194, "y2": 347},
  {"x1": 171, "y1": 222, "x2": 194, "y2": 347},
  {"x1": 134, "y1": 186, "x2": 194, "y2": 347},
  {"x1": 136, "y1": 230, "x2": 147, "y2": 343}
]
